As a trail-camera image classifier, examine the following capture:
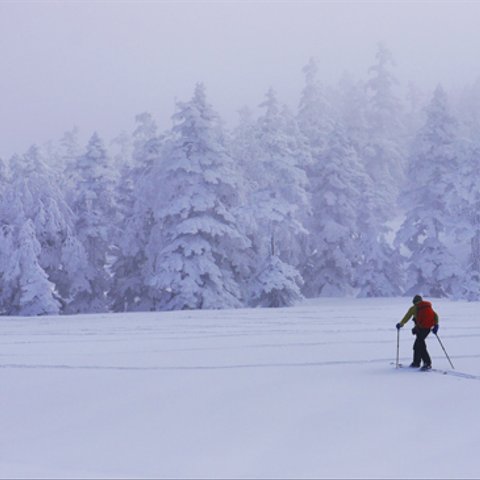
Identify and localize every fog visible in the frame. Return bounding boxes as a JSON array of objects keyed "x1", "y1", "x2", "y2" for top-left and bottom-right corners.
[{"x1": 1, "y1": 0, "x2": 480, "y2": 159}]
